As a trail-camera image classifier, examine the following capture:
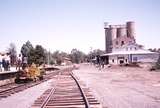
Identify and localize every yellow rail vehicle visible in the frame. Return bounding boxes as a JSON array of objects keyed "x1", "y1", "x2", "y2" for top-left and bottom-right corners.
[{"x1": 15, "y1": 63, "x2": 45, "y2": 83}]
